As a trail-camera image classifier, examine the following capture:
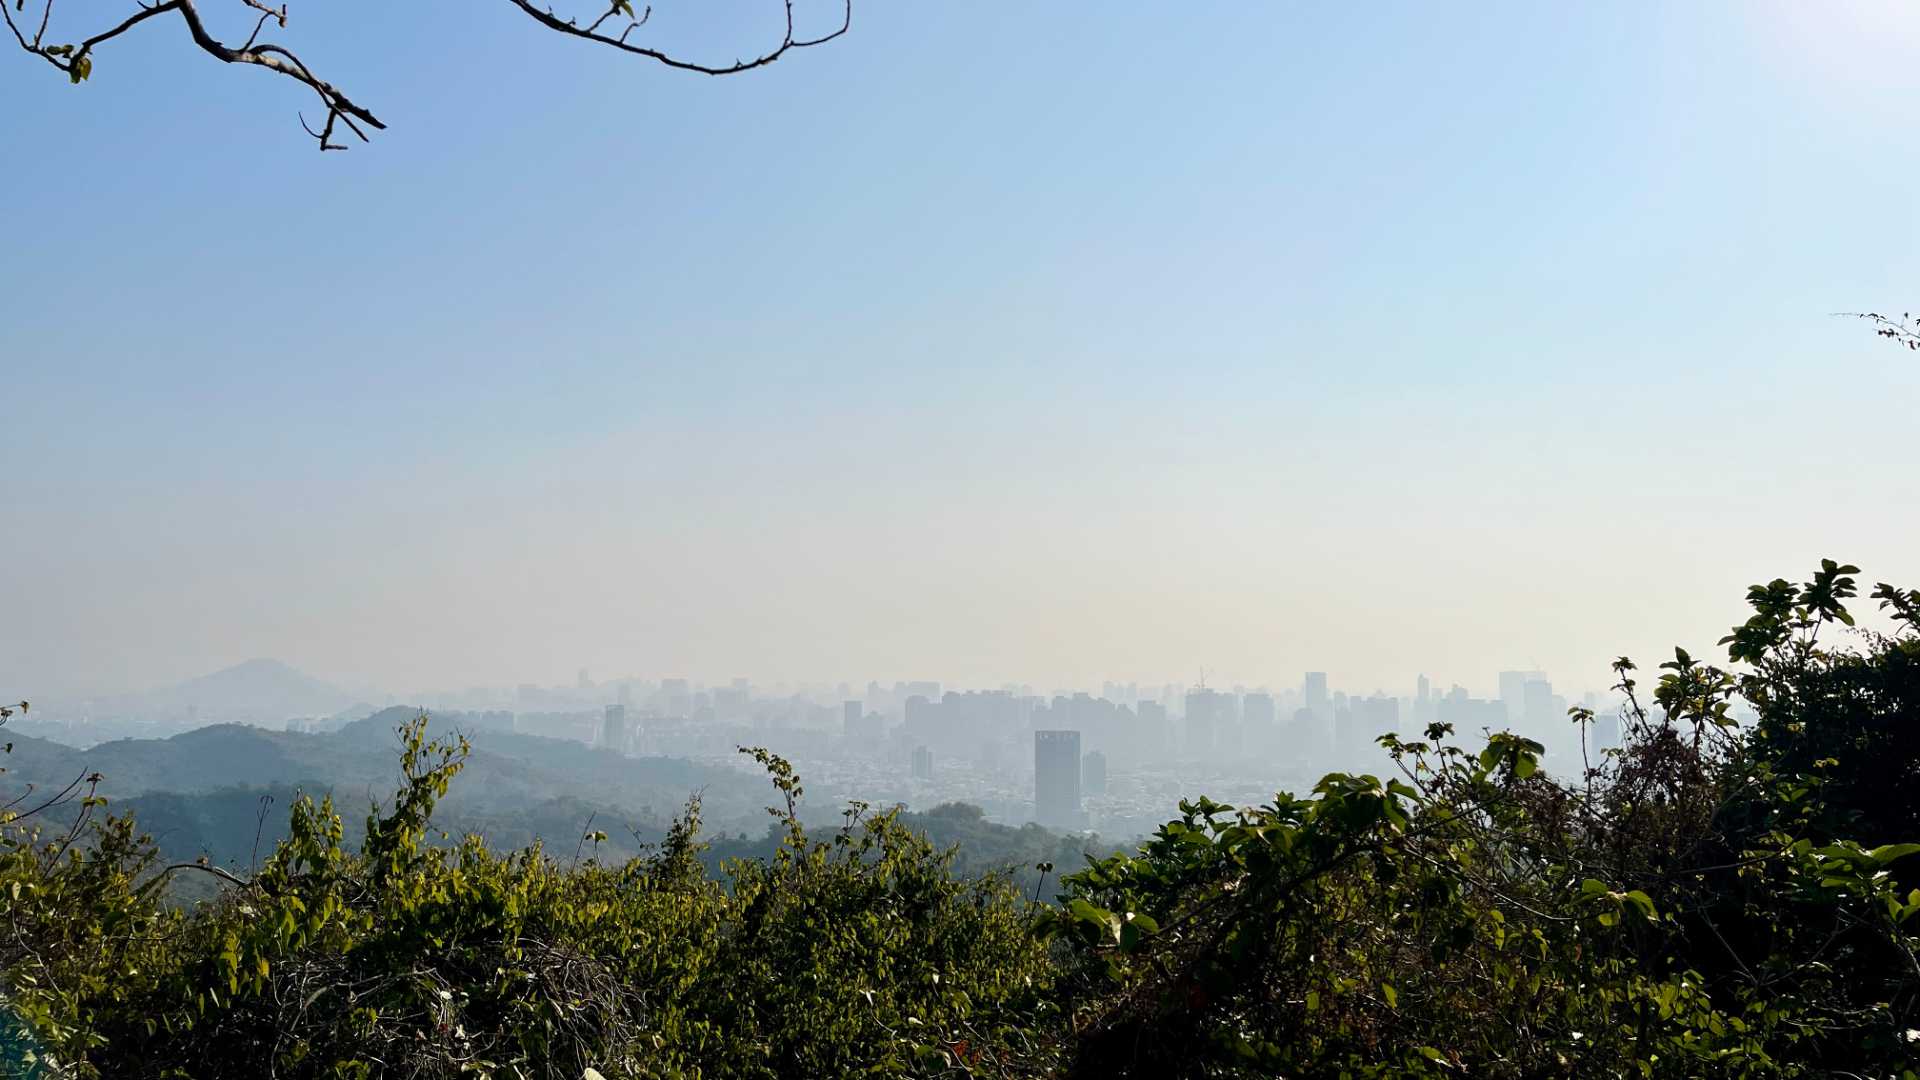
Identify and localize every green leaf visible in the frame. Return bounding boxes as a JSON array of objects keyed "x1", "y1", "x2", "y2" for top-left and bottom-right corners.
[{"x1": 1869, "y1": 843, "x2": 1920, "y2": 865}]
